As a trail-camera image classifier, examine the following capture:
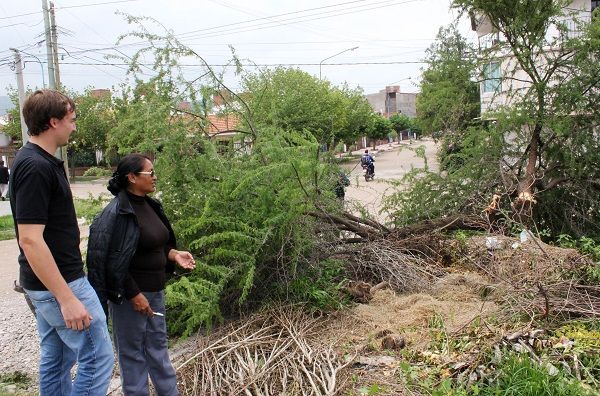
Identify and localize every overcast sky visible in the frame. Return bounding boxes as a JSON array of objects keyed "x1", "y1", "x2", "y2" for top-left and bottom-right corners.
[{"x1": 0, "y1": 0, "x2": 474, "y2": 98}]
